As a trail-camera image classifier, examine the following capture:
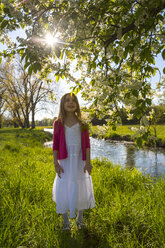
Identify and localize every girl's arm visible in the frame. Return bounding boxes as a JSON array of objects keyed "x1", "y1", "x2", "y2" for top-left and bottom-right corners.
[
  {"x1": 53, "y1": 150, "x2": 64, "y2": 178},
  {"x1": 53, "y1": 150, "x2": 59, "y2": 167},
  {"x1": 86, "y1": 148, "x2": 90, "y2": 164},
  {"x1": 84, "y1": 148, "x2": 93, "y2": 175}
]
